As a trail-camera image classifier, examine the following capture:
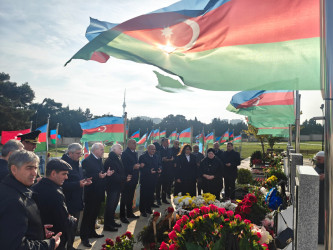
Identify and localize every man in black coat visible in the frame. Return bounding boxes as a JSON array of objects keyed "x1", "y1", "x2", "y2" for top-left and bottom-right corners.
[
  {"x1": 0, "y1": 139, "x2": 24, "y2": 182},
  {"x1": 61, "y1": 143, "x2": 93, "y2": 245},
  {"x1": 139, "y1": 144, "x2": 161, "y2": 217},
  {"x1": 169, "y1": 140, "x2": 180, "y2": 197},
  {"x1": 104, "y1": 143, "x2": 128, "y2": 230},
  {"x1": 80, "y1": 143, "x2": 110, "y2": 247},
  {"x1": 192, "y1": 145, "x2": 204, "y2": 195},
  {"x1": 222, "y1": 142, "x2": 241, "y2": 200},
  {"x1": 213, "y1": 142, "x2": 224, "y2": 161},
  {"x1": 120, "y1": 139, "x2": 140, "y2": 223},
  {"x1": 33, "y1": 159, "x2": 77, "y2": 250},
  {"x1": 156, "y1": 138, "x2": 173, "y2": 204},
  {"x1": 0, "y1": 150, "x2": 61, "y2": 249}
]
